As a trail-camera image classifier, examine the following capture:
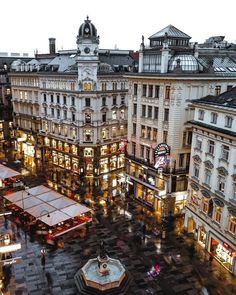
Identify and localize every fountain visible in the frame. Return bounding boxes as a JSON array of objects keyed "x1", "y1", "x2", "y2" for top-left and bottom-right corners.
[{"x1": 74, "y1": 240, "x2": 131, "y2": 294}]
